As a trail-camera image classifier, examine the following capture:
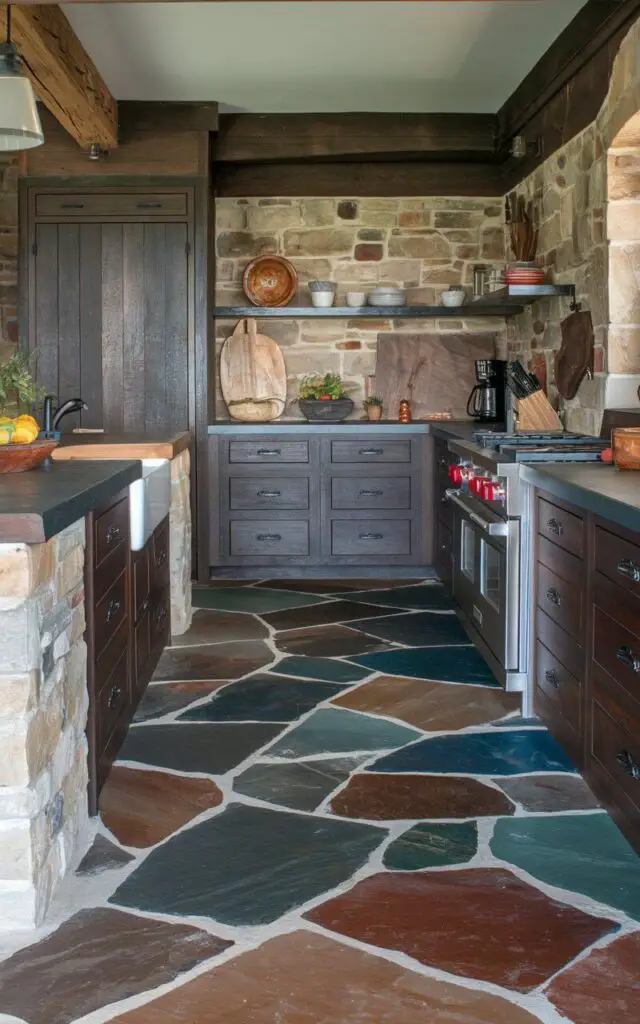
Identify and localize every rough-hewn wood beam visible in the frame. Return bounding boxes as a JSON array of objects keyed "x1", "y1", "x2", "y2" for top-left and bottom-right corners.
[{"x1": 0, "y1": 5, "x2": 117, "y2": 149}]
